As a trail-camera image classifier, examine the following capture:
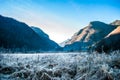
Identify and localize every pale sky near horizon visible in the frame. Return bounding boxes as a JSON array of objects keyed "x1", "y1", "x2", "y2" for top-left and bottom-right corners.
[{"x1": 0, "y1": 0, "x2": 120, "y2": 43}]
